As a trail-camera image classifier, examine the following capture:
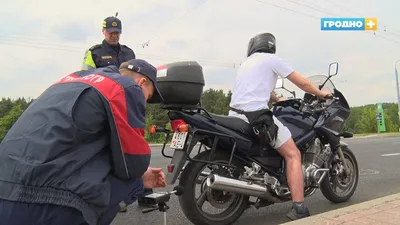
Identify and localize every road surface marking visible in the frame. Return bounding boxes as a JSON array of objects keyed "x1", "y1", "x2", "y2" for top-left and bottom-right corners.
[{"x1": 381, "y1": 153, "x2": 400, "y2": 157}]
